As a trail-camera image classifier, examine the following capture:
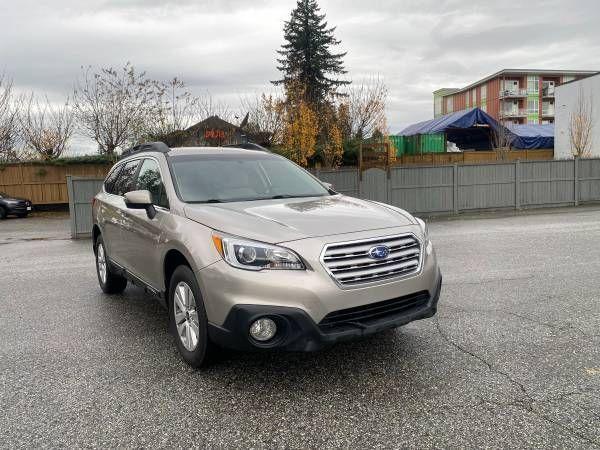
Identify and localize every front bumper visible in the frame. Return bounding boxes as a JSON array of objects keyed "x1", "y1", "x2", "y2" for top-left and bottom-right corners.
[
  {"x1": 5, "y1": 202, "x2": 31, "y2": 215},
  {"x1": 208, "y1": 270, "x2": 442, "y2": 352}
]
